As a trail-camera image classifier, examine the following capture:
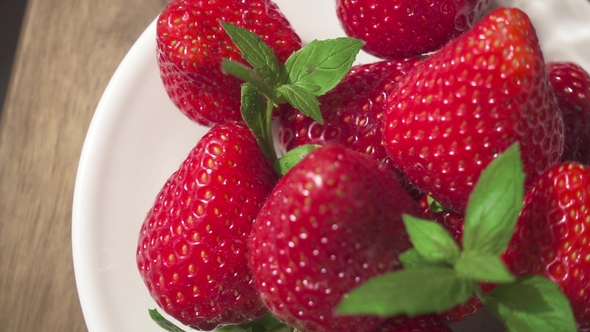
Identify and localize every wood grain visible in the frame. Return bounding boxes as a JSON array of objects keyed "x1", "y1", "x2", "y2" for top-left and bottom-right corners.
[{"x1": 0, "y1": 0, "x2": 164, "y2": 330}]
